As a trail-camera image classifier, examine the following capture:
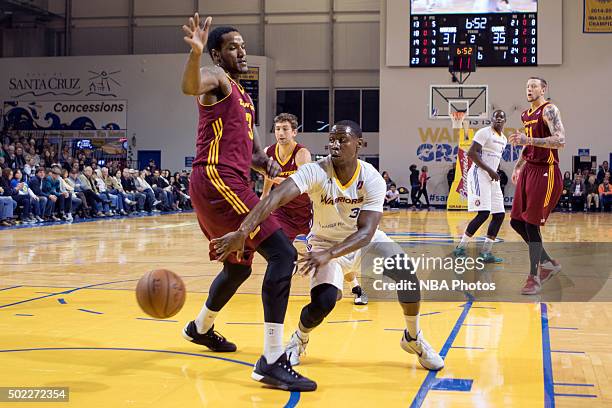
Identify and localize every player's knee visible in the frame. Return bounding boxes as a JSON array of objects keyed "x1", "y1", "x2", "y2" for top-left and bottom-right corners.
[
  {"x1": 301, "y1": 284, "x2": 337, "y2": 328},
  {"x1": 510, "y1": 218, "x2": 524, "y2": 233},
  {"x1": 224, "y1": 262, "x2": 252, "y2": 284}
]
